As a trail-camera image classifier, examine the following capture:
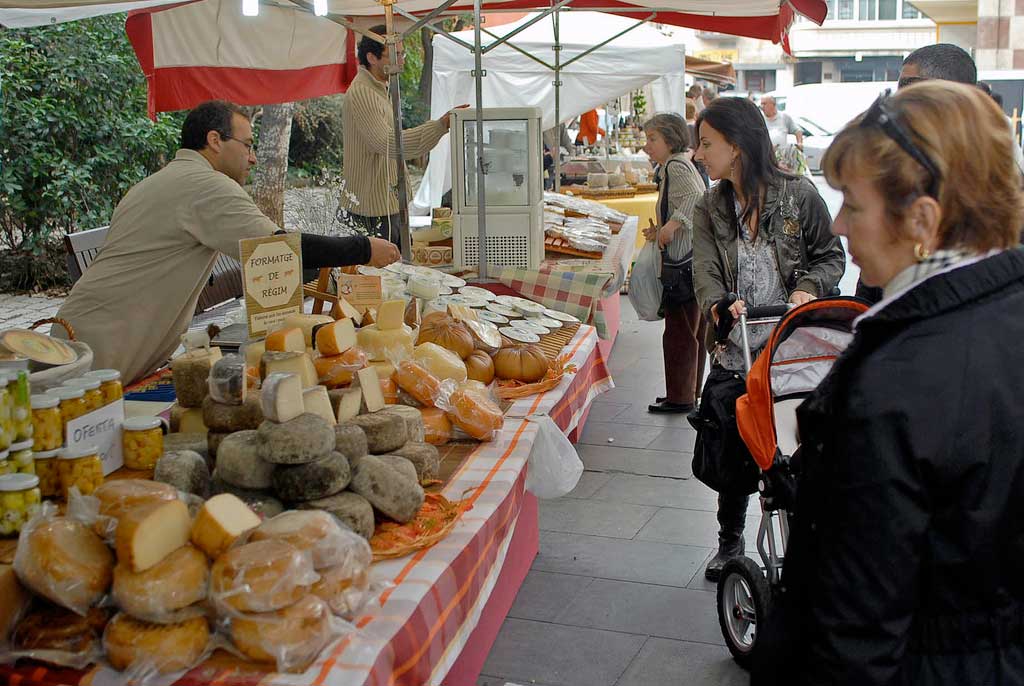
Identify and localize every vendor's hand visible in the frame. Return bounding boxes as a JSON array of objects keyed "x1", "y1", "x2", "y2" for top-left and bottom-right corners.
[
  {"x1": 440, "y1": 104, "x2": 471, "y2": 130},
  {"x1": 642, "y1": 218, "x2": 658, "y2": 242},
  {"x1": 788, "y1": 290, "x2": 815, "y2": 306},
  {"x1": 368, "y1": 237, "x2": 401, "y2": 267}
]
